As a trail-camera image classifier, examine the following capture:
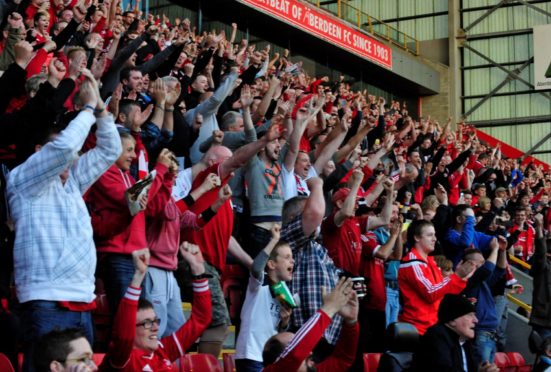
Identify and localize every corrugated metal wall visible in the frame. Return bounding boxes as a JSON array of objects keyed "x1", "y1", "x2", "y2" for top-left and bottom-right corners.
[
  {"x1": 355, "y1": 0, "x2": 448, "y2": 40},
  {"x1": 461, "y1": 0, "x2": 551, "y2": 164}
]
